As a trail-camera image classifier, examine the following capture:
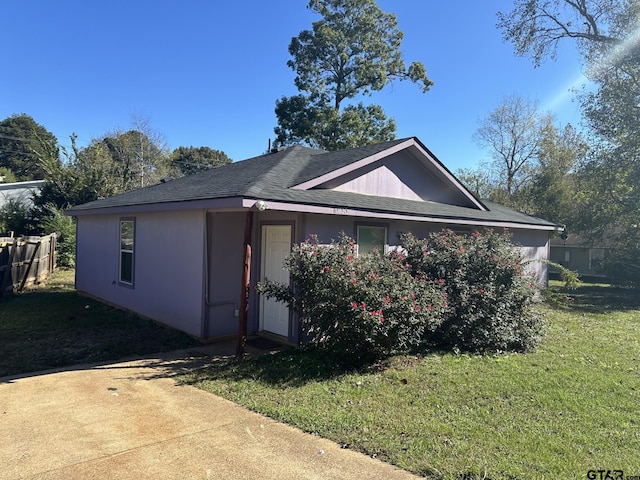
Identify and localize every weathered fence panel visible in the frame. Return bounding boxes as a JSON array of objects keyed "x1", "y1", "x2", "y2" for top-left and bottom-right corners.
[{"x1": 0, "y1": 234, "x2": 57, "y2": 297}]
